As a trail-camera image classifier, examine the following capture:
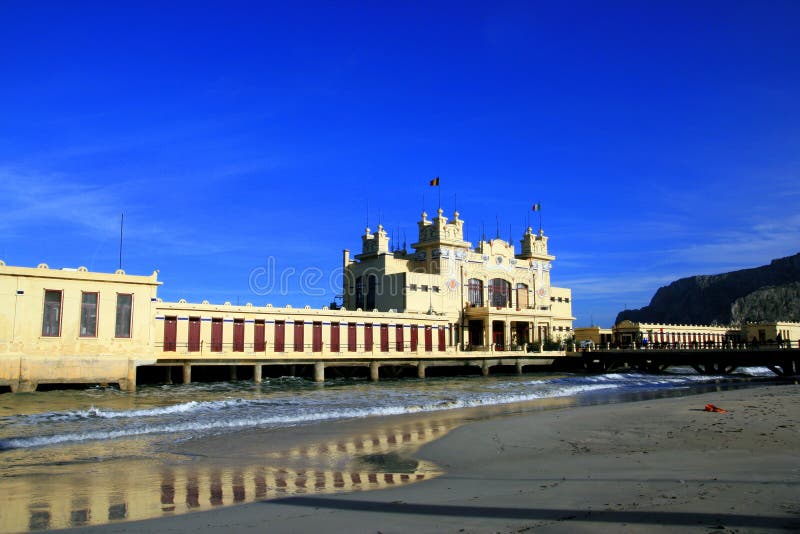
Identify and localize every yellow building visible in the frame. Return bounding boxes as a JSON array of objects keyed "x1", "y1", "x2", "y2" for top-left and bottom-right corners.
[
  {"x1": 743, "y1": 321, "x2": 800, "y2": 345},
  {"x1": 0, "y1": 208, "x2": 573, "y2": 392},
  {"x1": 573, "y1": 326, "x2": 613, "y2": 347},
  {"x1": 0, "y1": 260, "x2": 160, "y2": 392},
  {"x1": 153, "y1": 300, "x2": 451, "y2": 362},
  {"x1": 611, "y1": 320, "x2": 739, "y2": 348},
  {"x1": 343, "y1": 209, "x2": 575, "y2": 350}
]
